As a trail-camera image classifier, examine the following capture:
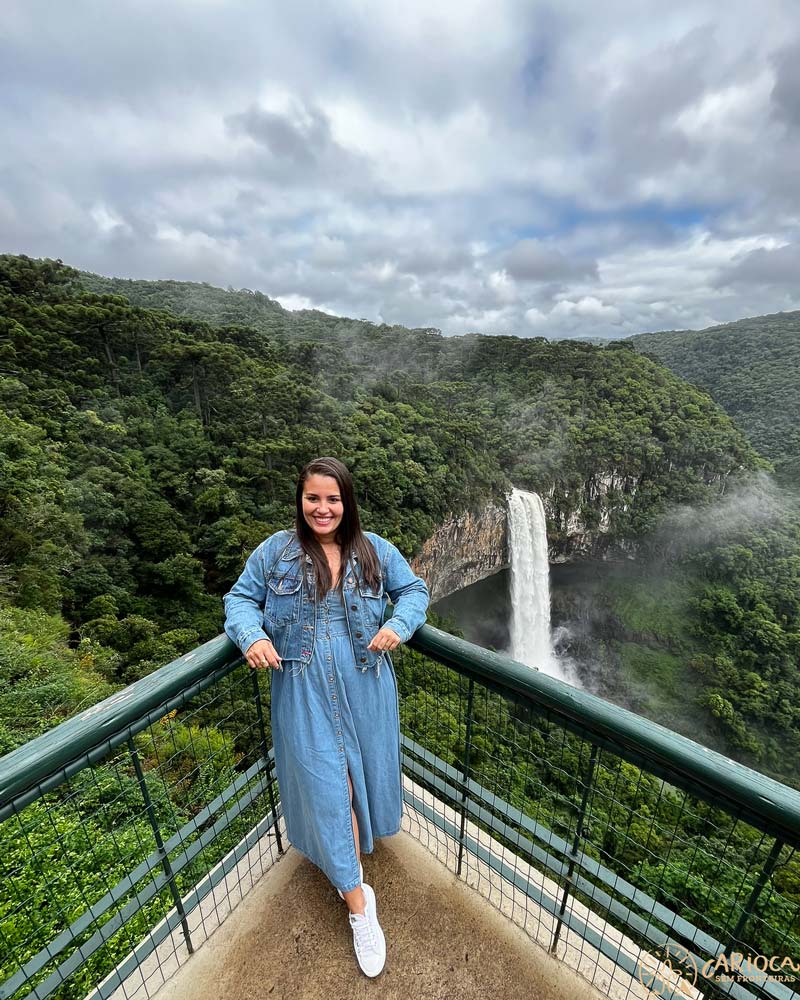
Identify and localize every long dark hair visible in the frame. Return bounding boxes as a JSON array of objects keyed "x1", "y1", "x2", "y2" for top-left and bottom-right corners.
[{"x1": 295, "y1": 457, "x2": 381, "y2": 595}]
